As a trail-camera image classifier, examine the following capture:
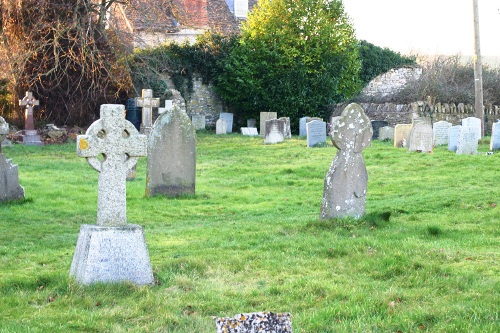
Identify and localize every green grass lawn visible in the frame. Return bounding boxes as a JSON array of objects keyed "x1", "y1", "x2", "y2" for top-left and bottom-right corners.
[{"x1": 0, "y1": 133, "x2": 498, "y2": 332}]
